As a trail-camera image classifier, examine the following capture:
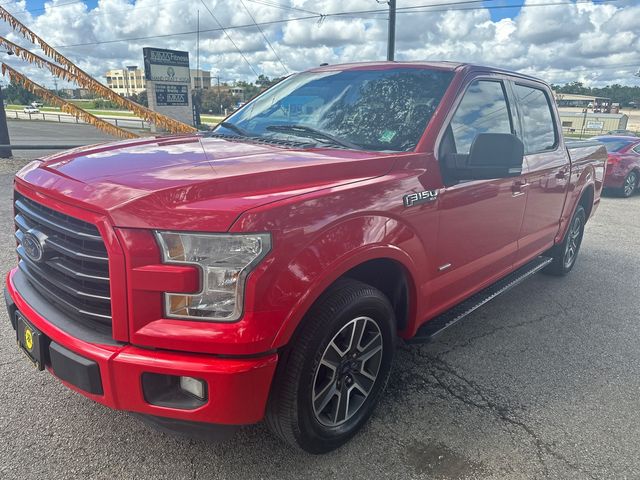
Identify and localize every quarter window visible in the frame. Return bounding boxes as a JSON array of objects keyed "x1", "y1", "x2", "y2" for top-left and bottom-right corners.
[
  {"x1": 449, "y1": 80, "x2": 512, "y2": 155},
  {"x1": 513, "y1": 84, "x2": 557, "y2": 154}
]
